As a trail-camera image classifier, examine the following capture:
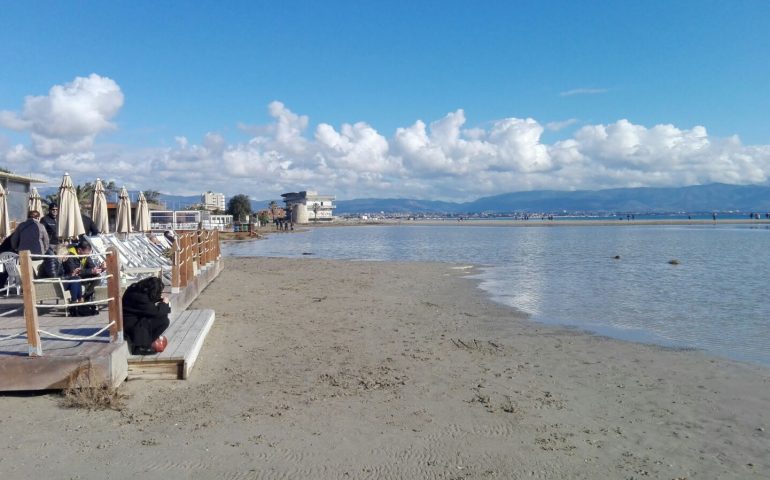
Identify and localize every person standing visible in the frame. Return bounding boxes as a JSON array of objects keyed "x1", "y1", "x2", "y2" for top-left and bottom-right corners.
[
  {"x1": 9, "y1": 210, "x2": 49, "y2": 255},
  {"x1": 41, "y1": 202, "x2": 59, "y2": 245}
]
